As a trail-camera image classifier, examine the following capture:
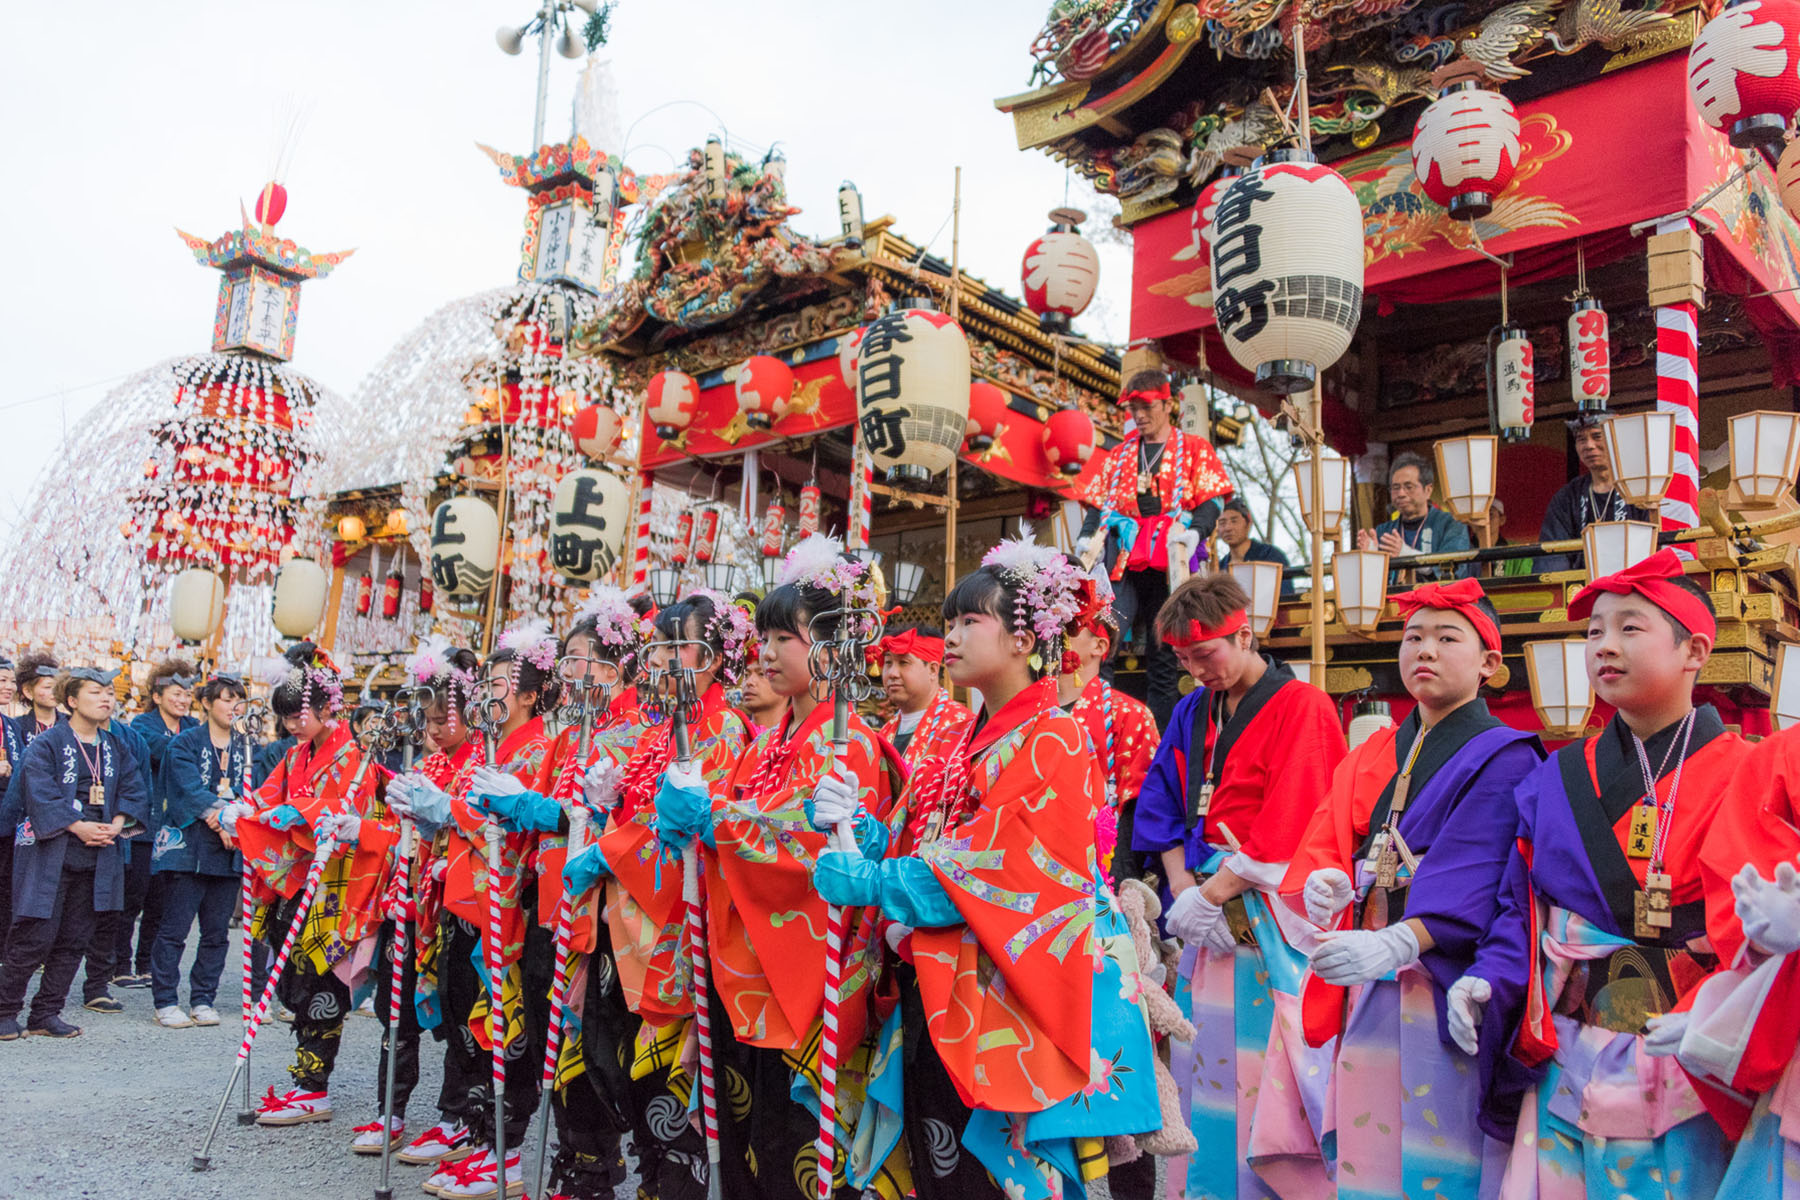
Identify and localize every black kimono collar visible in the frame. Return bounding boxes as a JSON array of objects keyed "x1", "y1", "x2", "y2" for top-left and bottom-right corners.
[
  {"x1": 1593, "y1": 705, "x2": 1727, "y2": 825},
  {"x1": 1206, "y1": 654, "x2": 1293, "y2": 785}
]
